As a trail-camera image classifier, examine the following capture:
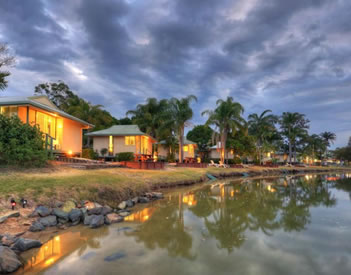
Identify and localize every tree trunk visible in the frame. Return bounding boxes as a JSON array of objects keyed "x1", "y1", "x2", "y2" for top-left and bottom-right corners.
[
  {"x1": 178, "y1": 126, "x2": 184, "y2": 163},
  {"x1": 288, "y1": 139, "x2": 292, "y2": 164},
  {"x1": 220, "y1": 131, "x2": 227, "y2": 163}
]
